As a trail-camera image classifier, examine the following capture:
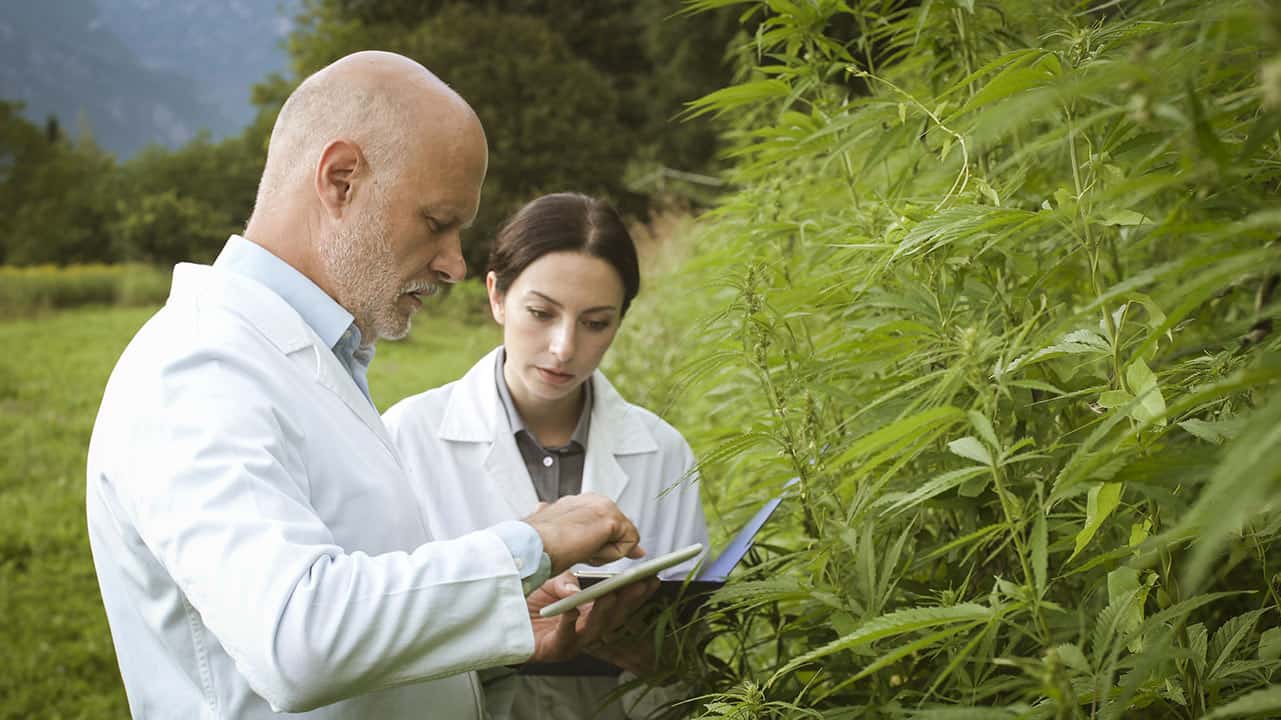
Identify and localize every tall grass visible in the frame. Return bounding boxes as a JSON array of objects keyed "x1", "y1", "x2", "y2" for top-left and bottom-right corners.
[
  {"x1": 0, "y1": 263, "x2": 171, "y2": 314},
  {"x1": 604, "y1": 0, "x2": 1281, "y2": 716}
]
